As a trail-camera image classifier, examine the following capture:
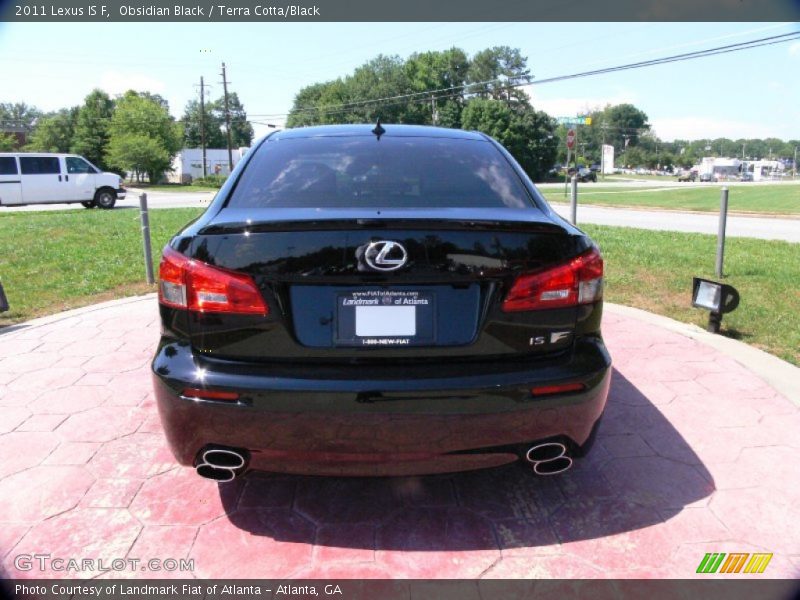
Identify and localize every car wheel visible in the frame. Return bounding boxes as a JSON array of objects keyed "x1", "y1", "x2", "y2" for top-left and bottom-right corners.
[
  {"x1": 81, "y1": 201, "x2": 96, "y2": 209},
  {"x1": 94, "y1": 189, "x2": 116, "y2": 210}
]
